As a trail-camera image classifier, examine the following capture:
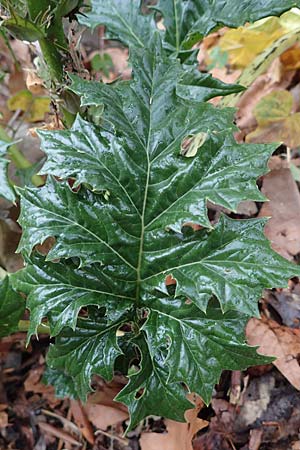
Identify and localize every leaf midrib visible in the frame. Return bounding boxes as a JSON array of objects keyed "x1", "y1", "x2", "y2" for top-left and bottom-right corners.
[
  {"x1": 135, "y1": 51, "x2": 156, "y2": 304},
  {"x1": 32, "y1": 282, "x2": 135, "y2": 300}
]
